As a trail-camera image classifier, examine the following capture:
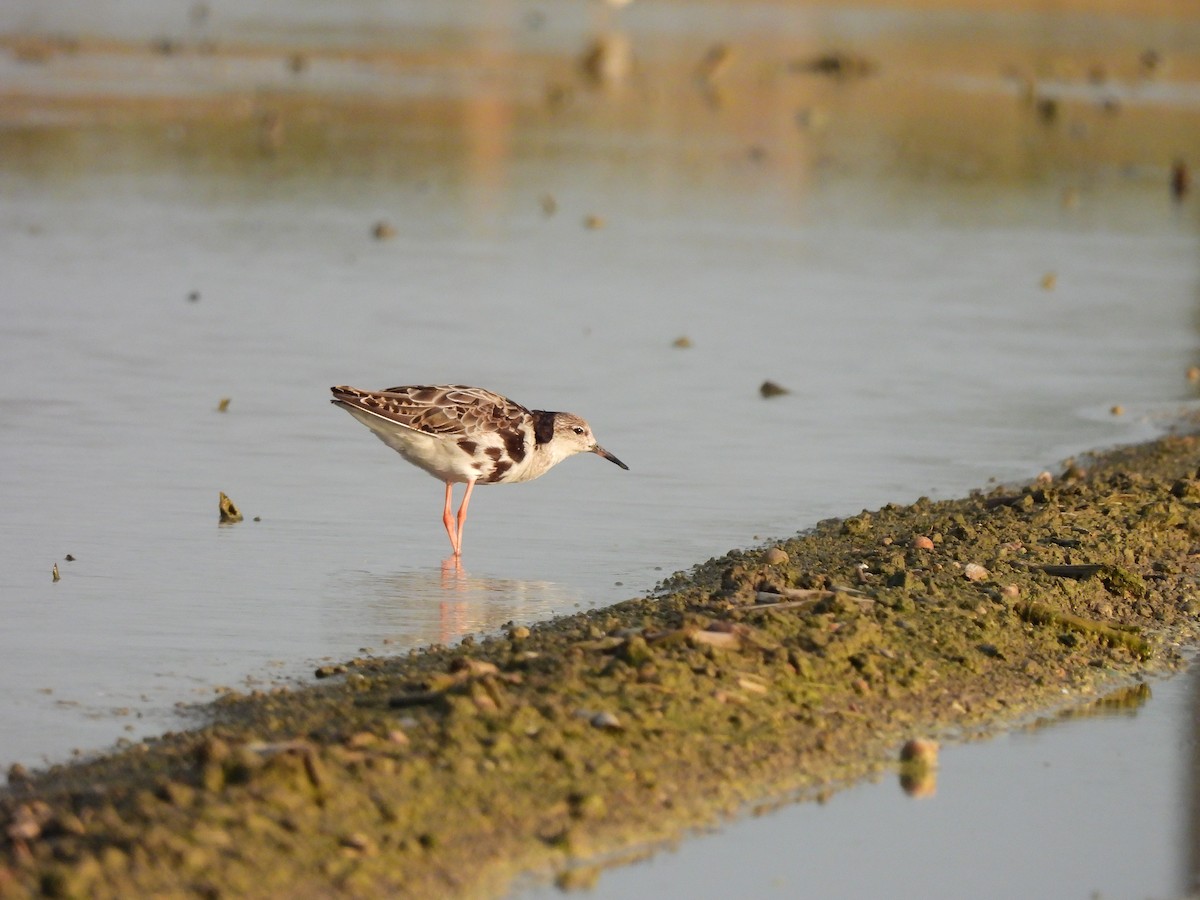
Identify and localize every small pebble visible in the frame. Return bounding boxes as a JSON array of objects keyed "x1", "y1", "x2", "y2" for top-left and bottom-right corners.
[
  {"x1": 964, "y1": 563, "x2": 989, "y2": 582},
  {"x1": 345, "y1": 731, "x2": 377, "y2": 749},
  {"x1": 590, "y1": 711, "x2": 622, "y2": 731},
  {"x1": 912, "y1": 535, "x2": 934, "y2": 550},
  {"x1": 7, "y1": 763, "x2": 30, "y2": 785},
  {"x1": 899, "y1": 737, "x2": 939, "y2": 768},
  {"x1": 1000, "y1": 584, "x2": 1021, "y2": 598},
  {"x1": 340, "y1": 832, "x2": 373, "y2": 853},
  {"x1": 1187, "y1": 366, "x2": 1200, "y2": 383},
  {"x1": 1036, "y1": 471, "x2": 1053, "y2": 484},
  {"x1": 763, "y1": 547, "x2": 789, "y2": 566}
]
